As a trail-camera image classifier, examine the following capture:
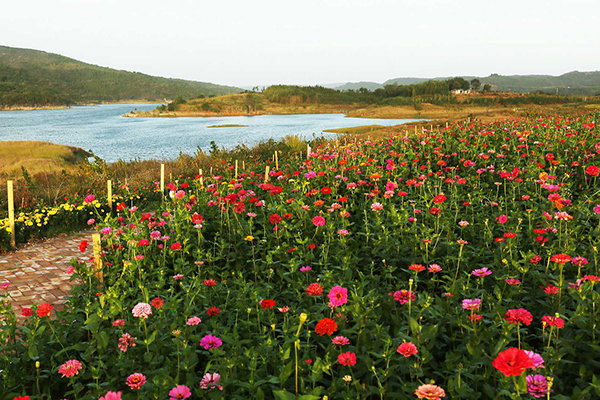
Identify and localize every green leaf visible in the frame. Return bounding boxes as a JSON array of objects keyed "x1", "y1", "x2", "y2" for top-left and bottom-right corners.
[
  {"x1": 273, "y1": 389, "x2": 296, "y2": 400},
  {"x1": 279, "y1": 361, "x2": 293, "y2": 384}
]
